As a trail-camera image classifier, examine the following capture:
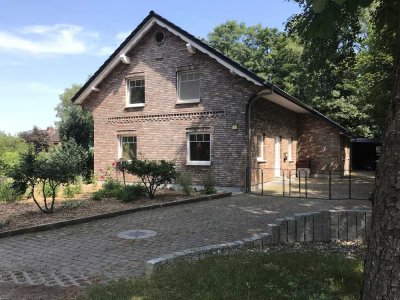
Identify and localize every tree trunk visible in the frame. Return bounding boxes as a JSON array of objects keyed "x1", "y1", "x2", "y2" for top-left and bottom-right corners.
[{"x1": 361, "y1": 32, "x2": 400, "y2": 299}]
